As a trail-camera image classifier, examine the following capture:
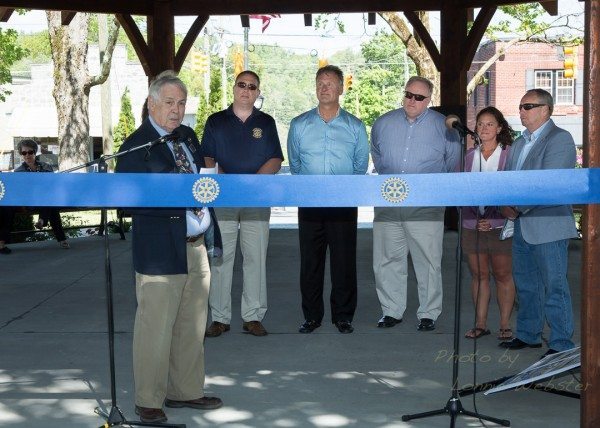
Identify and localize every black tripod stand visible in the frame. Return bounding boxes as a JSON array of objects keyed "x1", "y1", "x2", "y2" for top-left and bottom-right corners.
[
  {"x1": 402, "y1": 122, "x2": 510, "y2": 427},
  {"x1": 62, "y1": 136, "x2": 184, "y2": 428}
]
